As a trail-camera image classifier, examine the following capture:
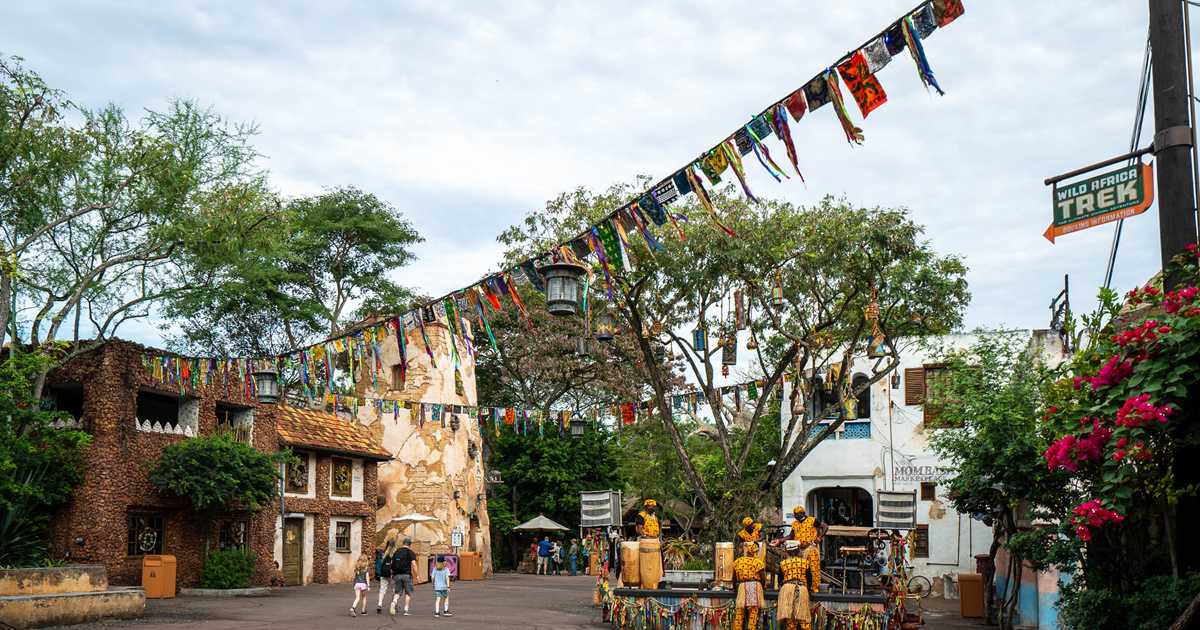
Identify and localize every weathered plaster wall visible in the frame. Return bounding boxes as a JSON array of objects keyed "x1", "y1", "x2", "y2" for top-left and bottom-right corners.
[
  {"x1": 352, "y1": 320, "x2": 491, "y2": 571},
  {"x1": 326, "y1": 517, "x2": 364, "y2": 583}
]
